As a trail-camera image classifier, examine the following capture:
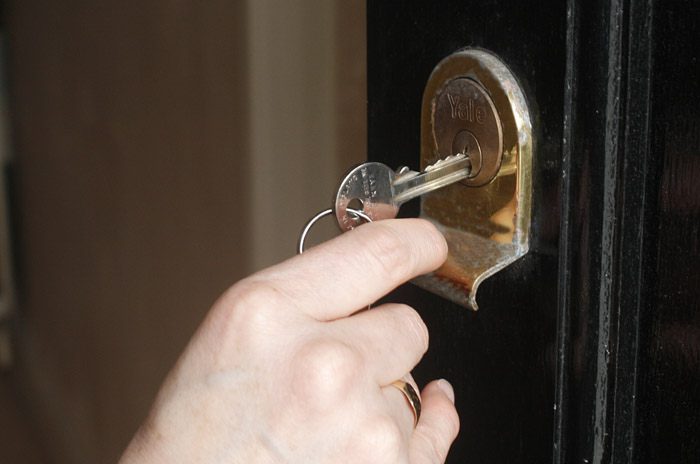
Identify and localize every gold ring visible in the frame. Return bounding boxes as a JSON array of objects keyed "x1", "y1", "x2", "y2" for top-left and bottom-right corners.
[{"x1": 390, "y1": 380, "x2": 421, "y2": 427}]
